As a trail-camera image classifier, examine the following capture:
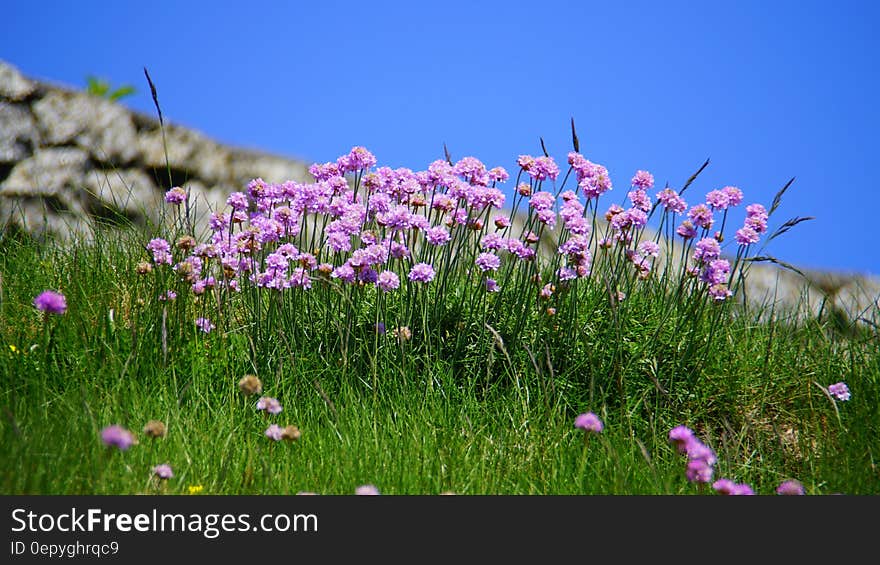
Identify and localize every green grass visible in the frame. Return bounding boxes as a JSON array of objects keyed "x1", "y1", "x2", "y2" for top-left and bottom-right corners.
[{"x1": 1, "y1": 217, "x2": 877, "y2": 495}]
